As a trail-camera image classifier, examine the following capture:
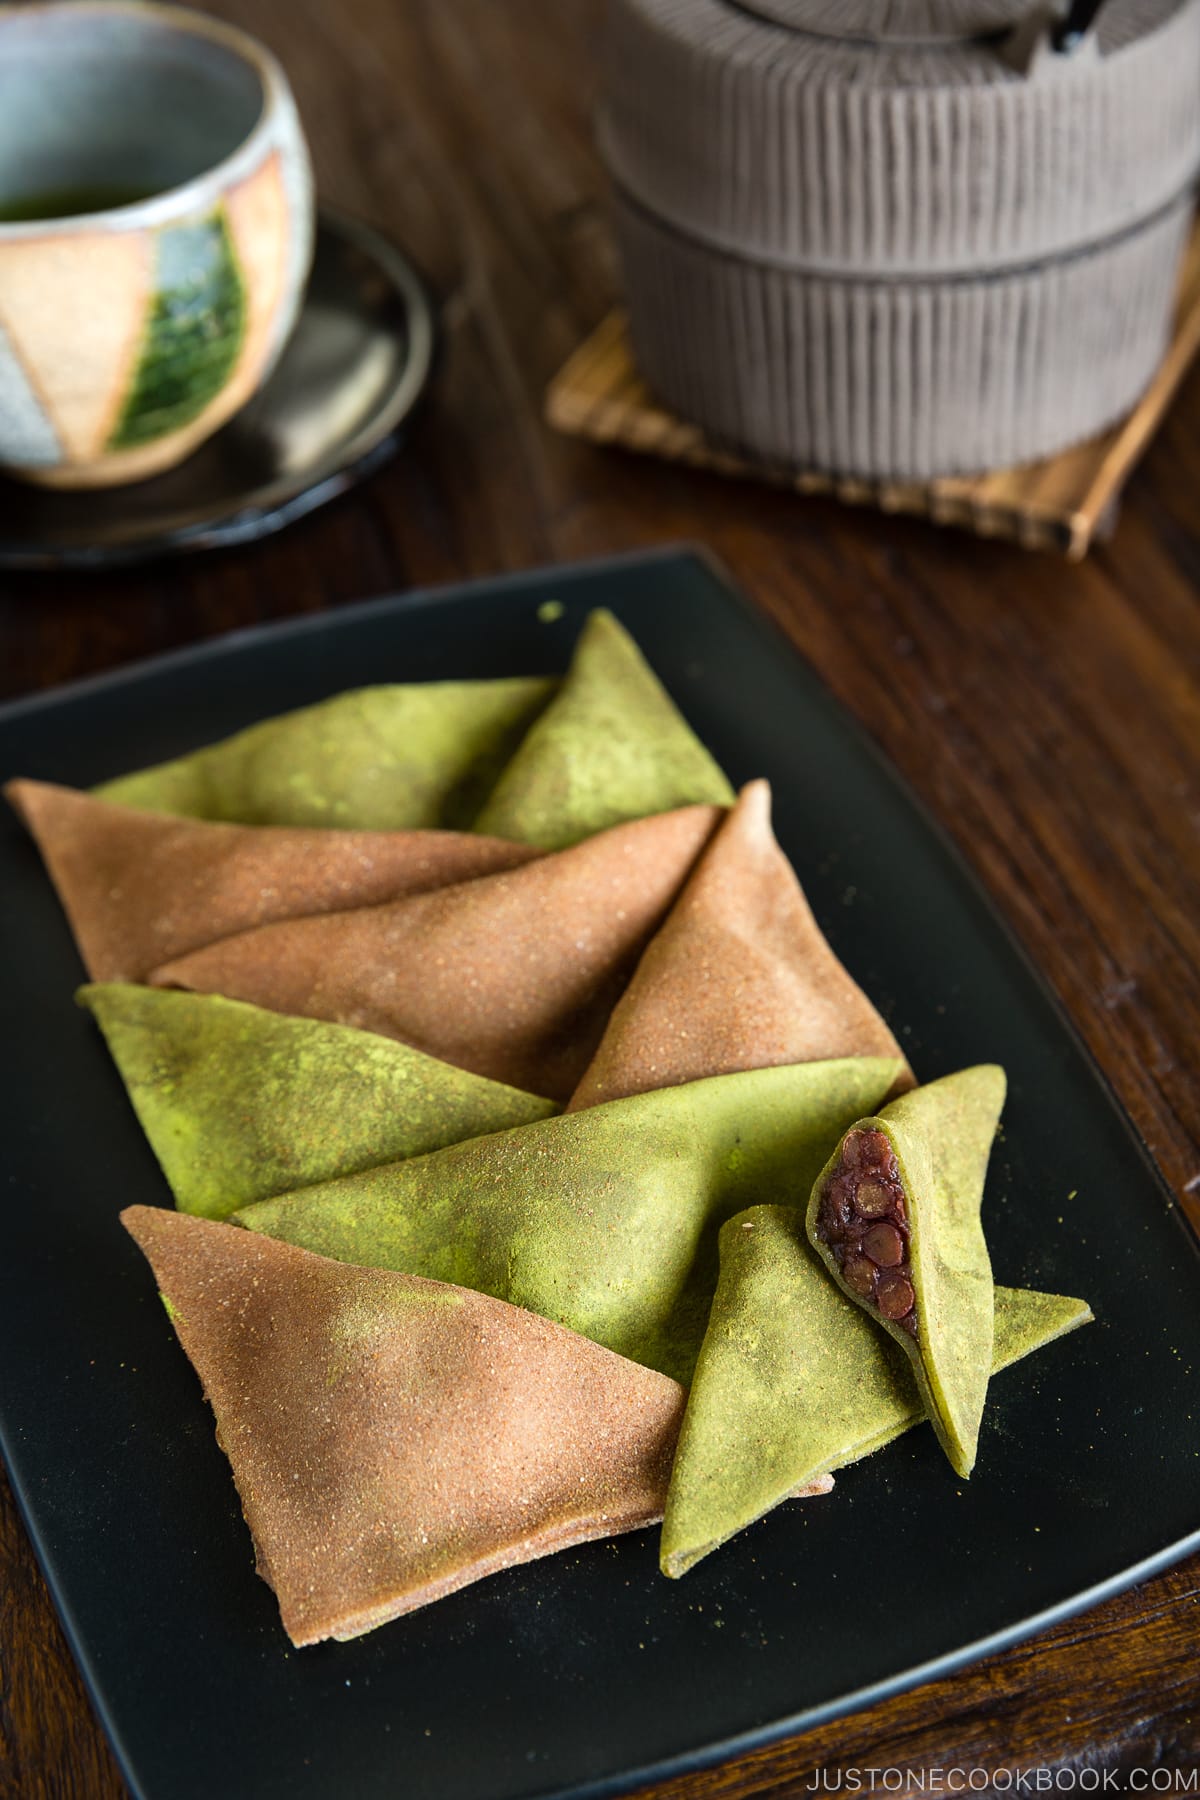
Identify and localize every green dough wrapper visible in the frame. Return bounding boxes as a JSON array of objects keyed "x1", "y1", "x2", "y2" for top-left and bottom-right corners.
[
  {"x1": 5, "y1": 779, "x2": 539, "y2": 983},
  {"x1": 807, "y1": 1065, "x2": 1006, "y2": 1478},
  {"x1": 473, "y1": 610, "x2": 735, "y2": 849},
  {"x1": 93, "y1": 677, "x2": 555, "y2": 829},
  {"x1": 121, "y1": 1206, "x2": 687, "y2": 1646},
  {"x1": 150, "y1": 805, "x2": 722, "y2": 1103},
  {"x1": 661, "y1": 1205, "x2": 1092, "y2": 1577},
  {"x1": 569, "y1": 779, "x2": 913, "y2": 1109},
  {"x1": 234, "y1": 1056, "x2": 905, "y2": 1385},
  {"x1": 80, "y1": 984, "x2": 557, "y2": 1219}
]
